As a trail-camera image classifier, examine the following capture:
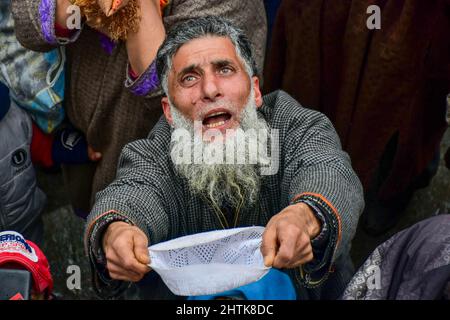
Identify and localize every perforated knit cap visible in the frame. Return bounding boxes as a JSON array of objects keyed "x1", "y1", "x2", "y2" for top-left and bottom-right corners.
[{"x1": 148, "y1": 226, "x2": 270, "y2": 296}]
